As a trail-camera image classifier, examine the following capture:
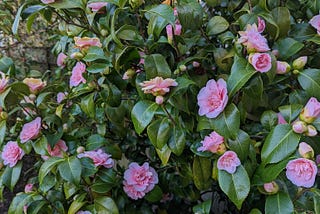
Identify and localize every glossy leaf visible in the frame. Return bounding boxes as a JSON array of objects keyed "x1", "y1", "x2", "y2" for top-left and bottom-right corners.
[
  {"x1": 58, "y1": 156, "x2": 82, "y2": 185},
  {"x1": 278, "y1": 104, "x2": 303, "y2": 123},
  {"x1": 145, "y1": 4, "x2": 175, "y2": 26},
  {"x1": 206, "y1": 16, "x2": 229, "y2": 35},
  {"x1": 260, "y1": 110, "x2": 278, "y2": 130},
  {"x1": 265, "y1": 192, "x2": 293, "y2": 214},
  {"x1": 156, "y1": 144, "x2": 171, "y2": 165},
  {"x1": 273, "y1": 38, "x2": 304, "y2": 60},
  {"x1": 193, "y1": 156, "x2": 212, "y2": 190},
  {"x1": 144, "y1": 54, "x2": 172, "y2": 79},
  {"x1": 298, "y1": 69, "x2": 320, "y2": 100},
  {"x1": 228, "y1": 130, "x2": 251, "y2": 161},
  {"x1": 131, "y1": 100, "x2": 158, "y2": 134},
  {"x1": 2, "y1": 162, "x2": 22, "y2": 191},
  {"x1": 168, "y1": 126, "x2": 186, "y2": 156},
  {"x1": 271, "y1": 7, "x2": 290, "y2": 38},
  {"x1": 39, "y1": 157, "x2": 64, "y2": 184},
  {"x1": 145, "y1": 185, "x2": 163, "y2": 202},
  {"x1": 192, "y1": 199, "x2": 212, "y2": 214},
  {"x1": 94, "y1": 197, "x2": 119, "y2": 214},
  {"x1": 147, "y1": 117, "x2": 171, "y2": 149},
  {"x1": 80, "y1": 93, "x2": 95, "y2": 118},
  {"x1": 0, "y1": 120, "x2": 6, "y2": 147}
]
